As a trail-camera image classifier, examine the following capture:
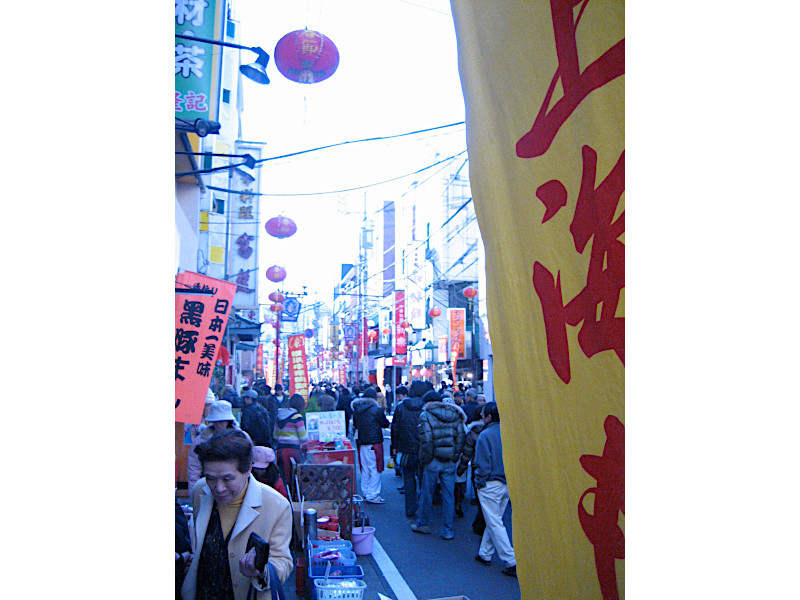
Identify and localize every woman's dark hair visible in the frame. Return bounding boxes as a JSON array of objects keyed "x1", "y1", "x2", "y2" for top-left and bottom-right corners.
[
  {"x1": 195, "y1": 429, "x2": 253, "y2": 473},
  {"x1": 395, "y1": 385, "x2": 409, "y2": 397},
  {"x1": 288, "y1": 393, "x2": 306, "y2": 412},
  {"x1": 483, "y1": 402, "x2": 500, "y2": 423},
  {"x1": 317, "y1": 394, "x2": 336, "y2": 412}
]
